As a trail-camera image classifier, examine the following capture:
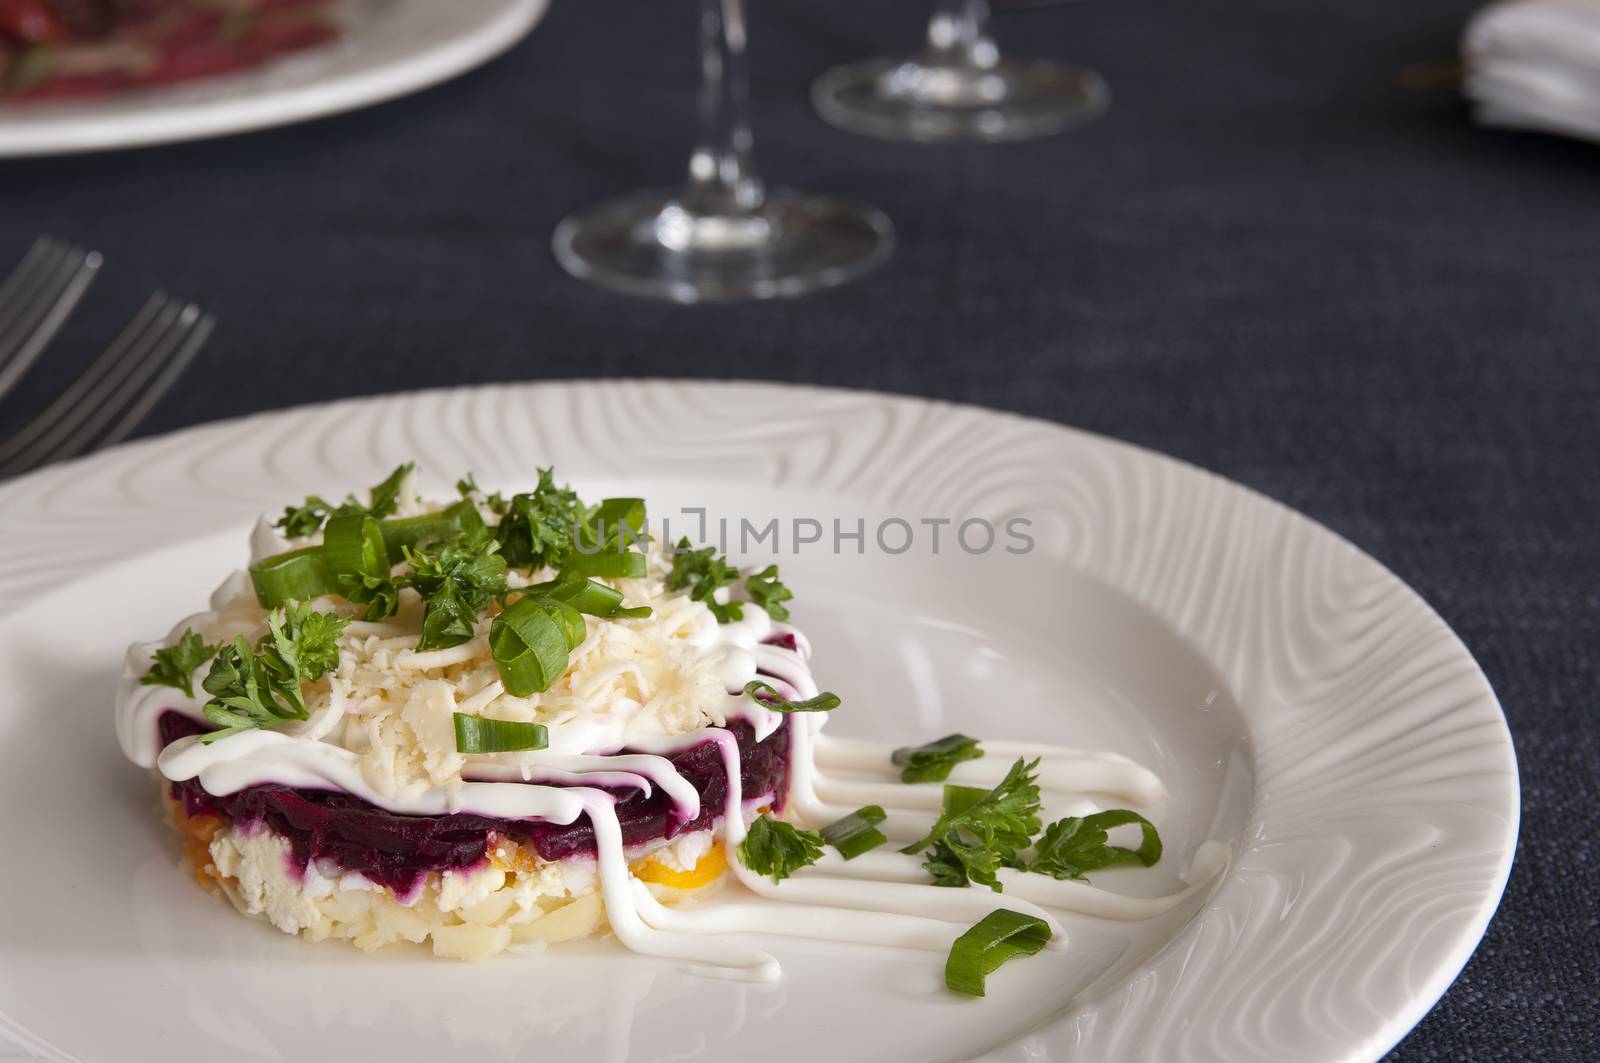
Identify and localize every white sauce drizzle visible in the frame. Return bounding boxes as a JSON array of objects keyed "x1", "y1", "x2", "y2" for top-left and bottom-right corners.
[{"x1": 116, "y1": 552, "x2": 1221, "y2": 982}]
